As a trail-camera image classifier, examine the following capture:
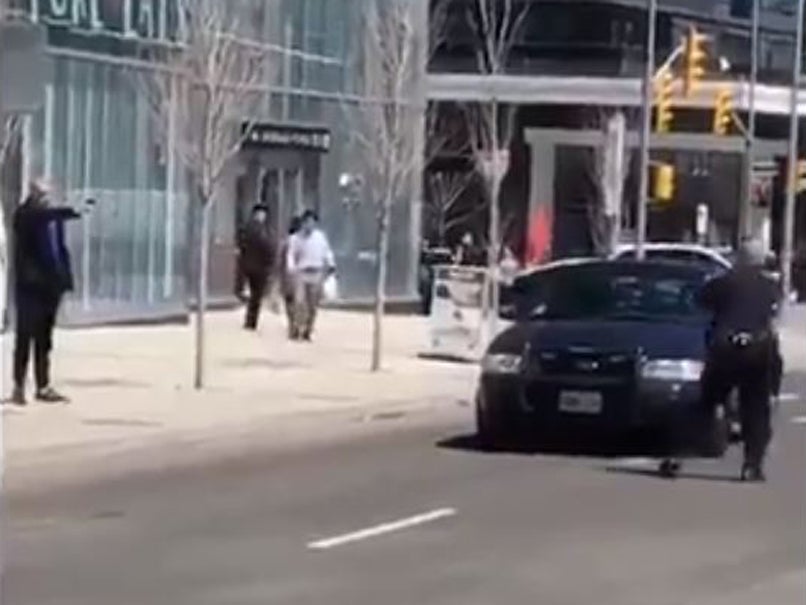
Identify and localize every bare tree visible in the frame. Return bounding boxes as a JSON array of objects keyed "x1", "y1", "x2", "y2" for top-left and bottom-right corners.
[
  {"x1": 463, "y1": 0, "x2": 527, "y2": 329},
  {"x1": 0, "y1": 114, "x2": 20, "y2": 174},
  {"x1": 424, "y1": 100, "x2": 477, "y2": 246},
  {"x1": 139, "y1": 0, "x2": 266, "y2": 389},
  {"x1": 424, "y1": 170, "x2": 476, "y2": 245},
  {"x1": 423, "y1": 1, "x2": 477, "y2": 247},
  {"x1": 585, "y1": 108, "x2": 636, "y2": 257},
  {"x1": 351, "y1": 0, "x2": 423, "y2": 372}
]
